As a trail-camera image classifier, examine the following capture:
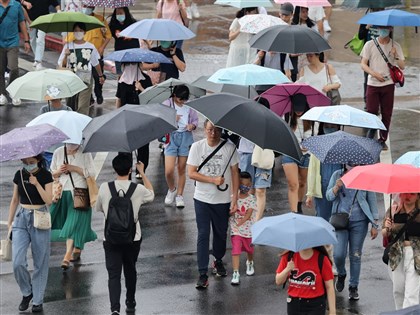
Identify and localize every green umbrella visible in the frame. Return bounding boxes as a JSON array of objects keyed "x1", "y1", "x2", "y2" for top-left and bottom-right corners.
[{"x1": 30, "y1": 12, "x2": 104, "y2": 33}]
